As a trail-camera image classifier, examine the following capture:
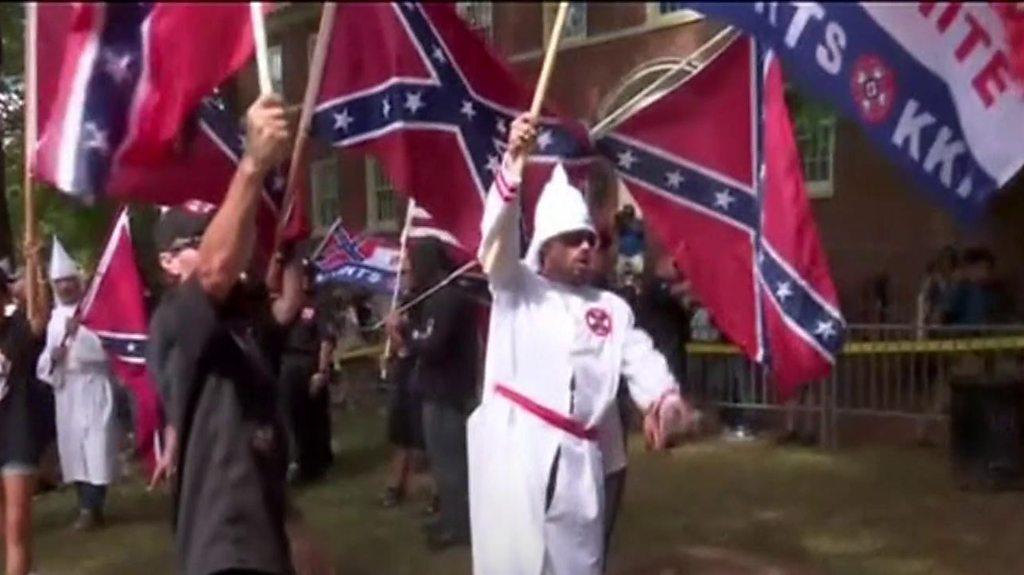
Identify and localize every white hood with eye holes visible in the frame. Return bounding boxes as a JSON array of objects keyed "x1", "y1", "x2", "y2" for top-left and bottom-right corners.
[{"x1": 524, "y1": 164, "x2": 595, "y2": 271}]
